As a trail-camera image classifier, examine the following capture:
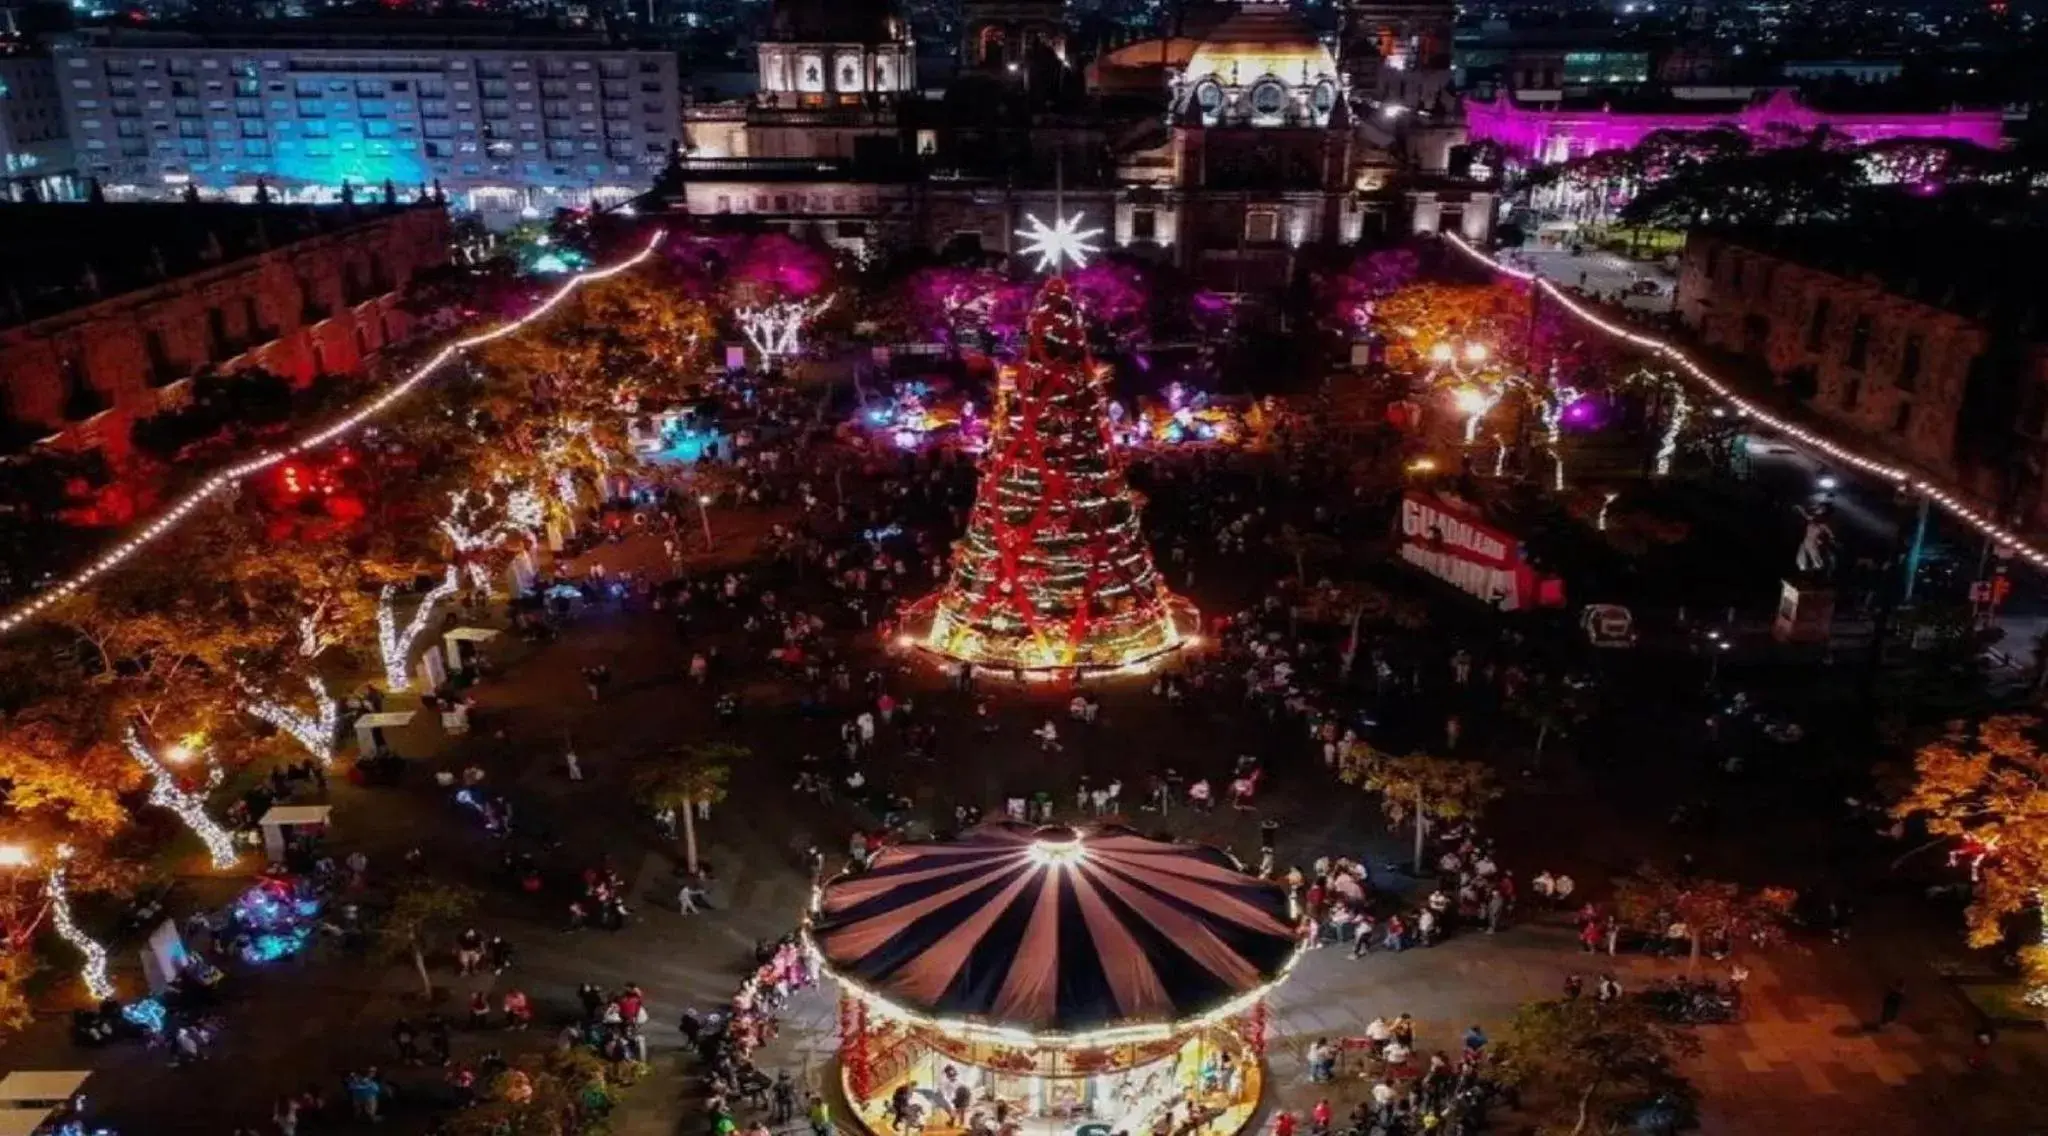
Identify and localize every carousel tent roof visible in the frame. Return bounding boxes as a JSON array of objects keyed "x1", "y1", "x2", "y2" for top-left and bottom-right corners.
[{"x1": 809, "y1": 823, "x2": 1301, "y2": 1036}]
